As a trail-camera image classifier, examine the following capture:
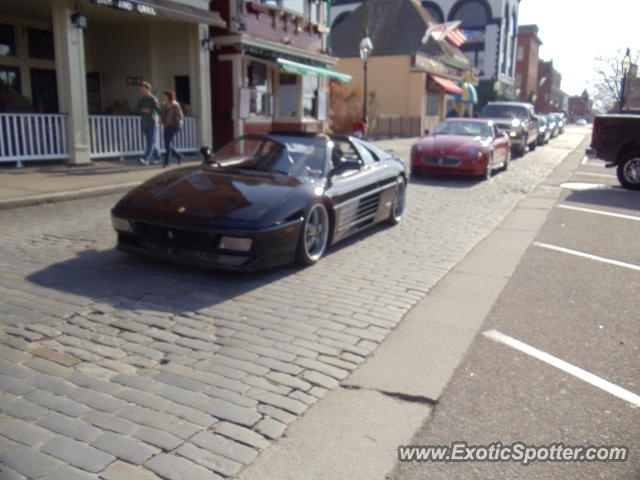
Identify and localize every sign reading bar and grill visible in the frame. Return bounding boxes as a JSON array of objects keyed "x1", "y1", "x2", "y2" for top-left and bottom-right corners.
[{"x1": 90, "y1": 0, "x2": 157, "y2": 15}]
